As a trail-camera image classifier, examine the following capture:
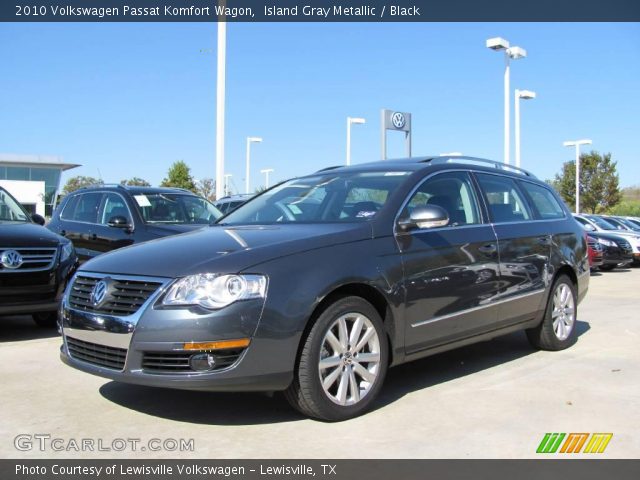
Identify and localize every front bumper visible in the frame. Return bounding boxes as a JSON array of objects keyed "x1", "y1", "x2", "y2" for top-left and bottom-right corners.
[{"x1": 59, "y1": 272, "x2": 297, "y2": 392}]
